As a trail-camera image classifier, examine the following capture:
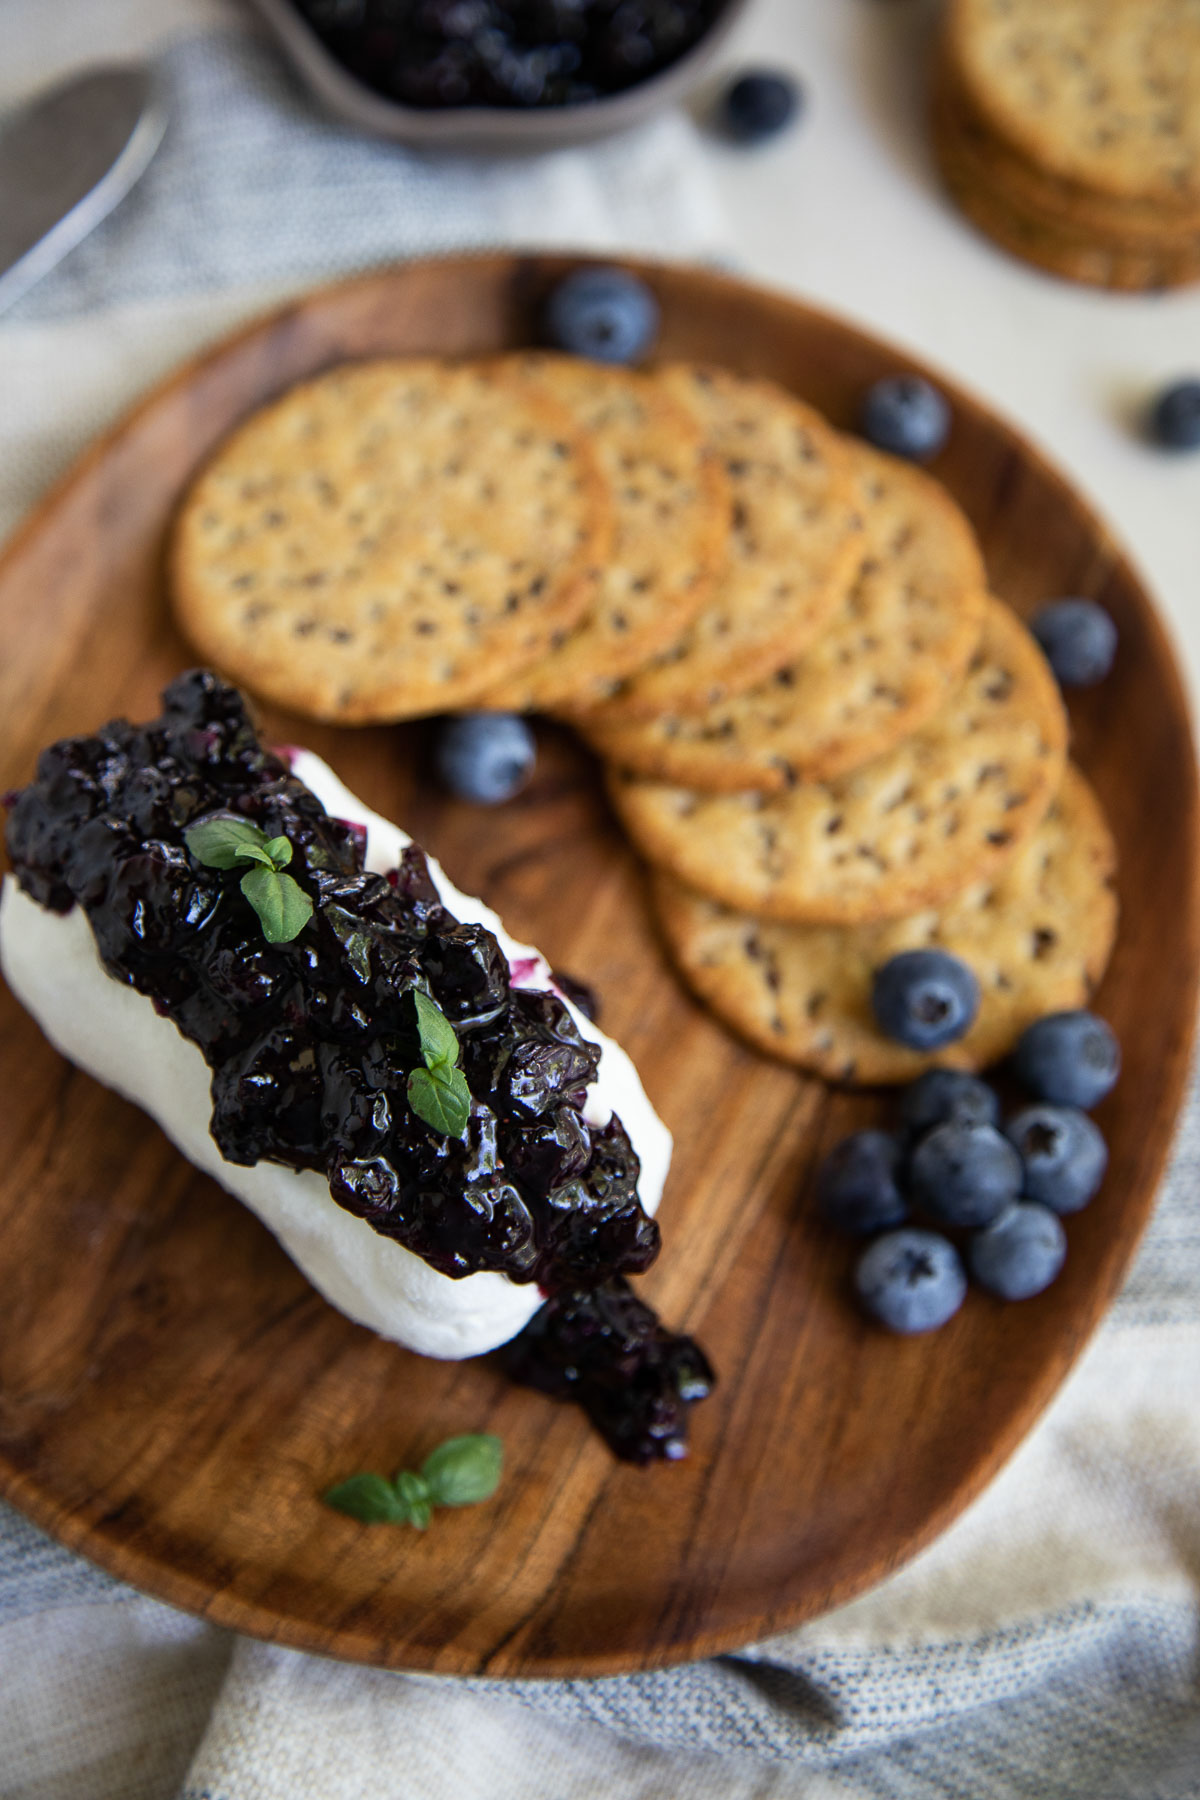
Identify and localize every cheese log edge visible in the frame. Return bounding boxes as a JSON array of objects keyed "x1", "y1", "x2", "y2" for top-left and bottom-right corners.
[{"x1": 0, "y1": 750, "x2": 671, "y2": 1360}]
